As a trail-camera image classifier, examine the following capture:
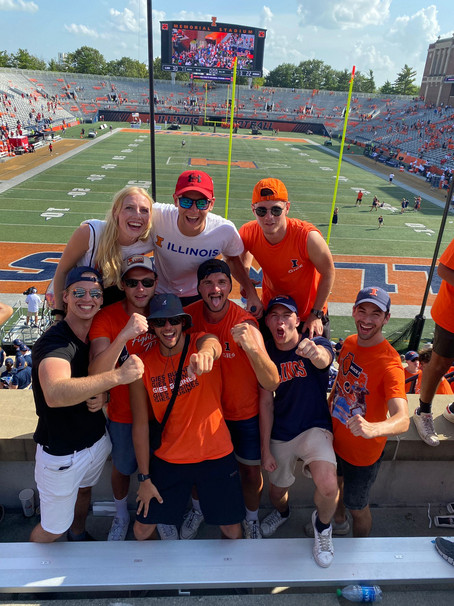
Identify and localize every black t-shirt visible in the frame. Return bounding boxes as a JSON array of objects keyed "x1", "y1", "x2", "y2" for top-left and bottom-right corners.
[{"x1": 32, "y1": 321, "x2": 106, "y2": 455}]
